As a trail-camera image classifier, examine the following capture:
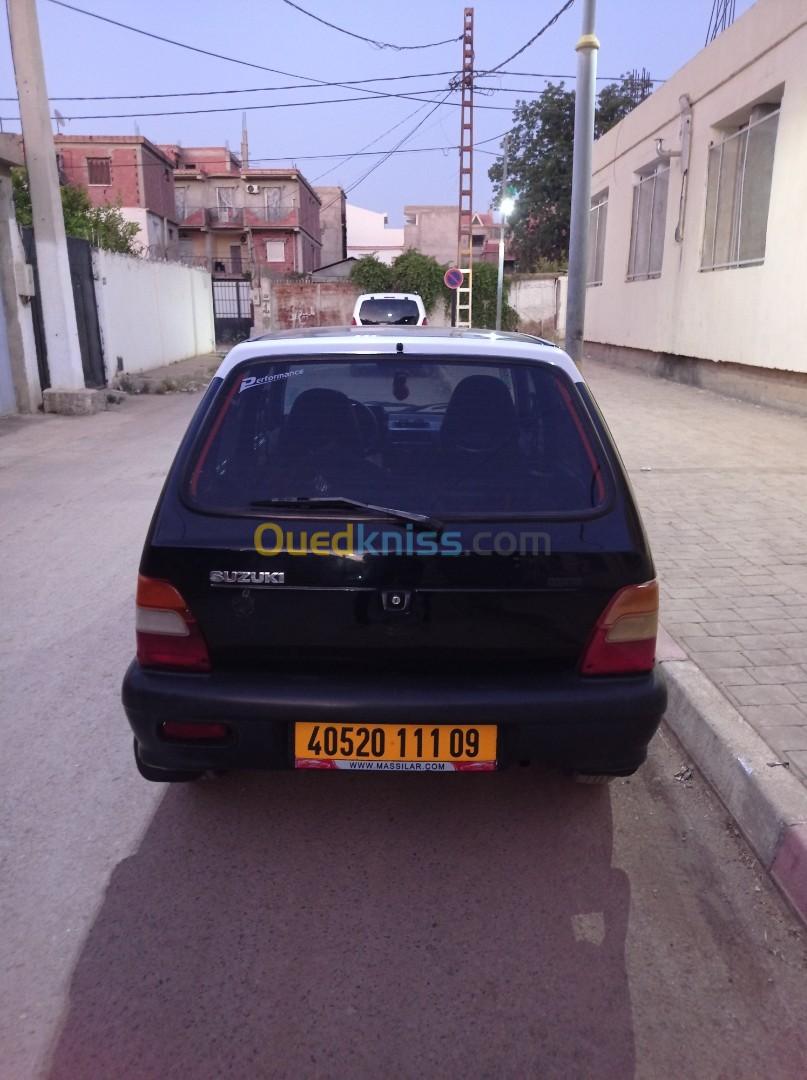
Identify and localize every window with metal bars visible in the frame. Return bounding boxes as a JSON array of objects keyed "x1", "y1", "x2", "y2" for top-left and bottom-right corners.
[
  {"x1": 627, "y1": 165, "x2": 669, "y2": 281},
  {"x1": 587, "y1": 191, "x2": 608, "y2": 286},
  {"x1": 86, "y1": 157, "x2": 111, "y2": 186},
  {"x1": 701, "y1": 108, "x2": 779, "y2": 272}
]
